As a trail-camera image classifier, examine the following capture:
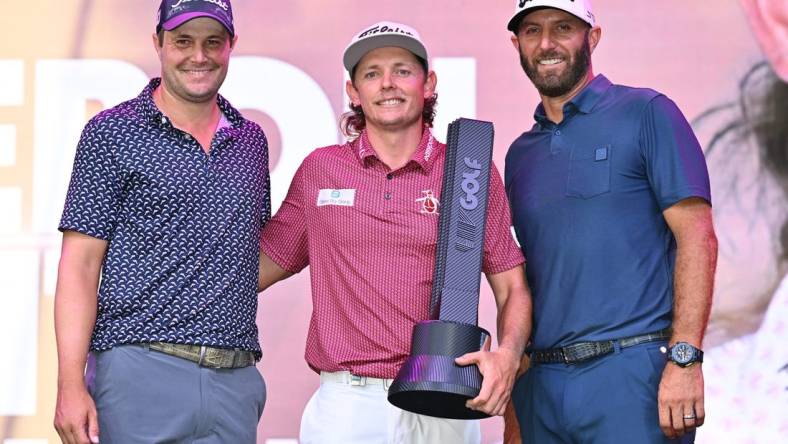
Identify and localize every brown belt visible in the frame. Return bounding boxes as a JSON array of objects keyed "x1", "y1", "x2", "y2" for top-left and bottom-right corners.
[{"x1": 146, "y1": 342, "x2": 256, "y2": 369}]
